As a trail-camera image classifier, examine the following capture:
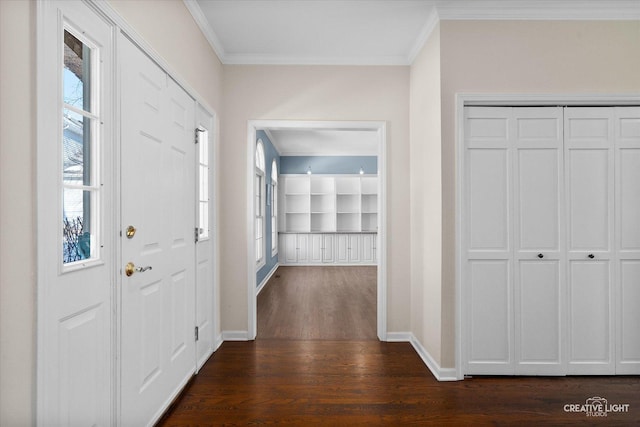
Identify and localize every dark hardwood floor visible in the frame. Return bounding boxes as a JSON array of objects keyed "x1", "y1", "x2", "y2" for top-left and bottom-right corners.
[
  {"x1": 257, "y1": 266, "x2": 377, "y2": 340},
  {"x1": 158, "y1": 266, "x2": 640, "y2": 426}
]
